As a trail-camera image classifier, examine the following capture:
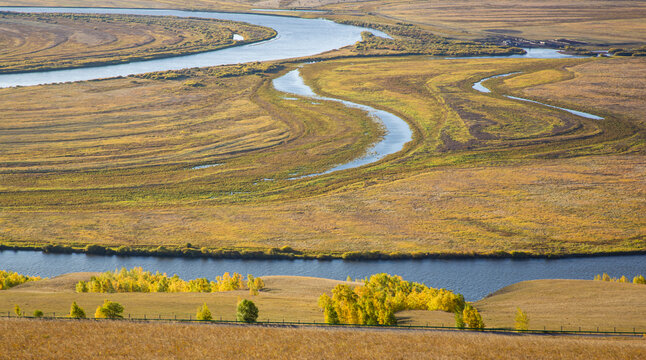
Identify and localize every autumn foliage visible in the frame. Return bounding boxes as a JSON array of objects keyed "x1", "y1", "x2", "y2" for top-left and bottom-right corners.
[
  {"x1": 75, "y1": 267, "x2": 265, "y2": 293},
  {"x1": 0, "y1": 270, "x2": 41, "y2": 290},
  {"x1": 594, "y1": 273, "x2": 646, "y2": 284},
  {"x1": 318, "y1": 273, "x2": 482, "y2": 327}
]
